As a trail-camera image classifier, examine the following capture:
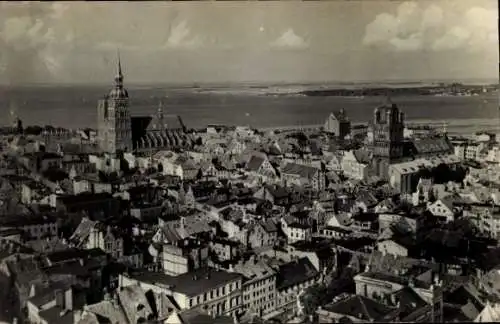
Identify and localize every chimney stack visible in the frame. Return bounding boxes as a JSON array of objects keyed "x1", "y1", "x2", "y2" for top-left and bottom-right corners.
[
  {"x1": 55, "y1": 289, "x2": 65, "y2": 309},
  {"x1": 73, "y1": 310, "x2": 82, "y2": 323},
  {"x1": 65, "y1": 288, "x2": 74, "y2": 311}
]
